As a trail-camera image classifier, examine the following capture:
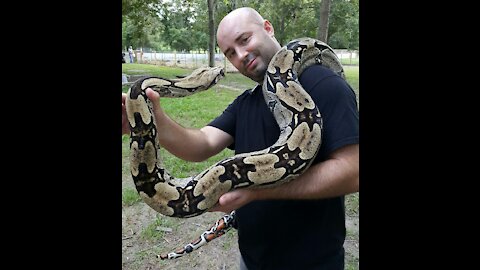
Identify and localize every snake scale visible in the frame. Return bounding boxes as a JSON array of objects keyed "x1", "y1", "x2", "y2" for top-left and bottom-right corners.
[{"x1": 125, "y1": 37, "x2": 345, "y2": 260}]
